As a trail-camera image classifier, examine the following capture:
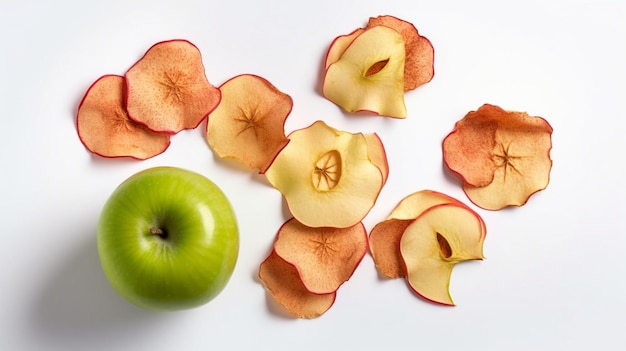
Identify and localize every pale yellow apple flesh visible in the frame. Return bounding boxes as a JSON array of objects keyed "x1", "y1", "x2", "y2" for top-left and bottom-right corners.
[
  {"x1": 323, "y1": 25, "x2": 407, "y2": 118},
  {"x1": 206, "y1": 74, "x2": 291, "y2": 173},
  {"x1": 366, "y1": 15, "x2": 435, "y2": 90},
  {"x1": 400, "y1": 204, "x2": 486, "y2": 305},
  {"x1": 370, "y1": 190, "x2": 485, "y2": 279},
  {"x1": 264, "y1": 120, "x2": 385, "y2": 228}
]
